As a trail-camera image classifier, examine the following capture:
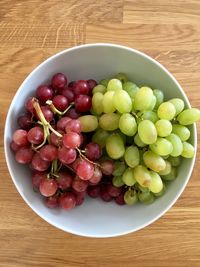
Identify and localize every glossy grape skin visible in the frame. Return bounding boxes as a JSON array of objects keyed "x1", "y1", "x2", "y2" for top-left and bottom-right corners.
[
  {"x1": 79, "y1": 115, "x2": 98, "y2": 132},
  {"x1": 124, "y1": 146, "x2": 140, "y2": 168},
  {"x1": 119, "y1": 113, "x2": 137, "y2": 136},
  {"x1": 99, "y1": 113, "x2": 120, "y2": 131},
  {"x1": 106, "y1": 133, "x2": 125, "y2": 159},
  {"x1": 138, "y1": 120, "x2": 157, "y2": 144},
  {"x1": 15, "y1": 147, "x2": 34, "y2": 164}
]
